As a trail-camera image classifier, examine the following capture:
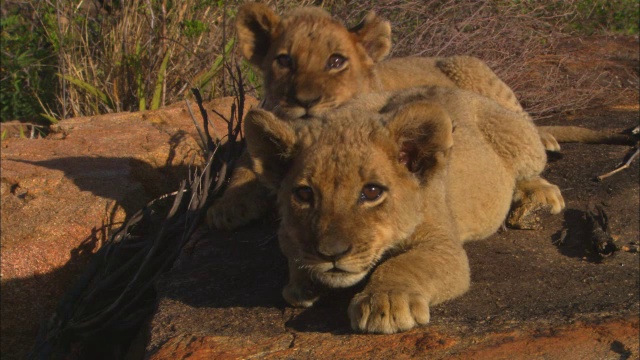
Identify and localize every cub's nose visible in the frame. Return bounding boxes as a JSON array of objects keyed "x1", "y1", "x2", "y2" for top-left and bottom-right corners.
[
  {"x1": 292, "y1": 95, "x2": 321, "y2": 109},
  {"x1": 316, "y1": 242, "x2": 353, "y2": 262}
]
